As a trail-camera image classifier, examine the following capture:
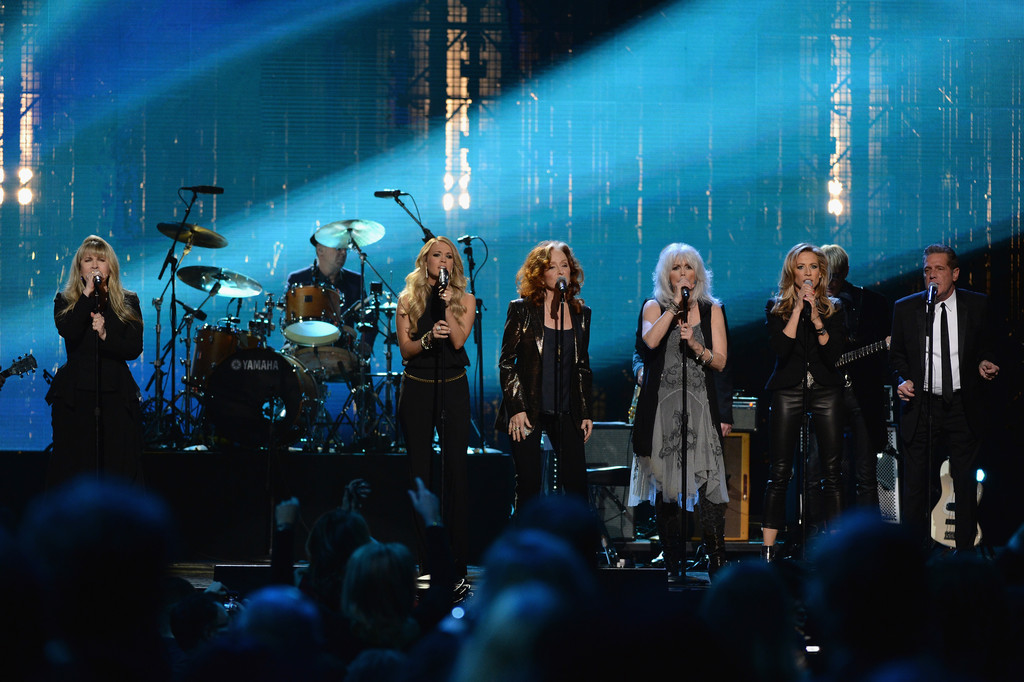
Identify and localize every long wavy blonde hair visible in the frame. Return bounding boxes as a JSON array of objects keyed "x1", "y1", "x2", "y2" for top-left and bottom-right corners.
[
  {"x1": 57, "y1": 235, "x2": 142, "y2": 325},
  {"x1": 769, "y1": 242, "x2": 836, "y2": 319},
  {"x1": 399, "y1": 236, "x2": 469, "y2": 336},
  {"x1": 515, "y1": 240, "x2": 584, "y2": 314}
]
